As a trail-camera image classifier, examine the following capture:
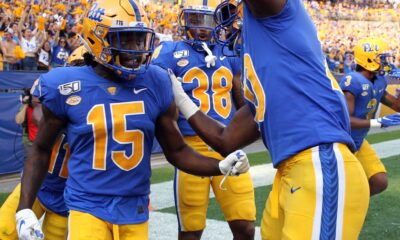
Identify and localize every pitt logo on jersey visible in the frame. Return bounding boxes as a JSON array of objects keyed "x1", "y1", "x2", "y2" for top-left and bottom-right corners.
[{"x1": 58, "y1": 81, "x2": 81, "y2": 95}]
